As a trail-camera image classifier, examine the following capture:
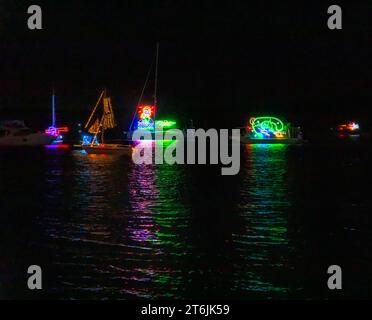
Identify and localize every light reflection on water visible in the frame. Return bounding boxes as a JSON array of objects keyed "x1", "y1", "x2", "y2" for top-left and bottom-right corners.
[
  {"x1": 40, "y1": 150, "x2": 192, "y2": 299},
  {"x1": 232, "y1": 144, "x2": 296, "y2": 297},
  {"x1": 2, "y1": 142, "x2": 371, "y2": 299},
  {"x1": 38, "y1": 145, "x2": 297, "y2": 299}
]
